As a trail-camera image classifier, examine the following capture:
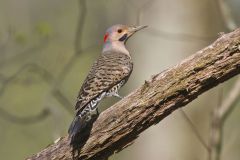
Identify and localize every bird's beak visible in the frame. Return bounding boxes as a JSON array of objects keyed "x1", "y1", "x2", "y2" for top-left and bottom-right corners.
[
  {"x1": 128, "y1": 25, "x2": 148, "y2": 35},
  {"x1": 120, "y1": 25, "x2": 147, "y2": 43}
]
